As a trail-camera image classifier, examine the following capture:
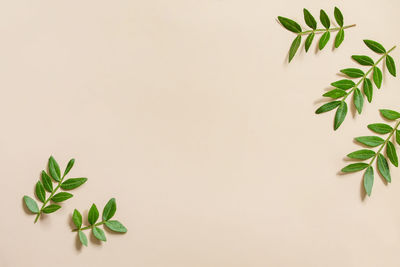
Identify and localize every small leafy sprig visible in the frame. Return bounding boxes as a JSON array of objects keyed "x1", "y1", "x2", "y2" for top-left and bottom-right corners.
[
  {"x1": 23, "y1": 156, "x2": 88, "y2": 223},
  {"x1": 341, "y1": 109, "x2": 400, "y2": 196},
  {"x1": 278, "y1": 7, "x2": 356, "y2": 62},
  {"x1": 72, "y1": 198, "x2": 127, "y2": 246},
  {"x1": 315, "y1": 40, "x2": 397, "y2": 130}
]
